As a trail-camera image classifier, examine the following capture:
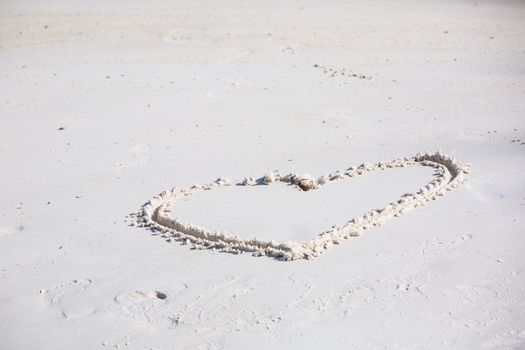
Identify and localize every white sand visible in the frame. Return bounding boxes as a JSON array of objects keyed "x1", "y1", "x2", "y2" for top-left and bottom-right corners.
[
  {"x1": 1, "y1": 0, "x2": 525, "y2": 349},
  {"x1": 137, "y1": 153, "x2": 469, "y2": 260}
]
